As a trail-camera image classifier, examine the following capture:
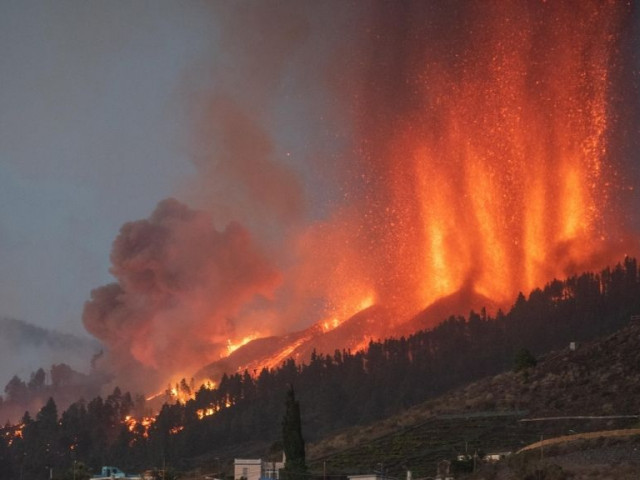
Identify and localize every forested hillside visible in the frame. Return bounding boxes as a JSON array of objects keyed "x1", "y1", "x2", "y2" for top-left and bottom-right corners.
[{"x1": 1, "y1": 258, "x2": 639, "y2": 479}]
